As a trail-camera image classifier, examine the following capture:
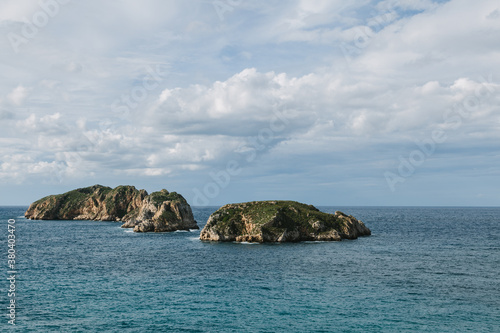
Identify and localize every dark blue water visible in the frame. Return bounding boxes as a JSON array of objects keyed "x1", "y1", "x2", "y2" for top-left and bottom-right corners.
[{"x1": 1, "y1": 206, "x2": 499, "y2": 332}]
